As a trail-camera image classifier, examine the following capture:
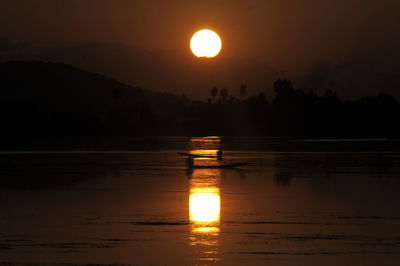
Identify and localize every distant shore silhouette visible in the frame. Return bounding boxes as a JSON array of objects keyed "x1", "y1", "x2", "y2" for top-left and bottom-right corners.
[{"x1": 1, "y1": 61, "x2": 399, "y2": 137}]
